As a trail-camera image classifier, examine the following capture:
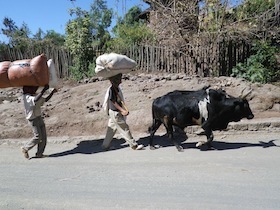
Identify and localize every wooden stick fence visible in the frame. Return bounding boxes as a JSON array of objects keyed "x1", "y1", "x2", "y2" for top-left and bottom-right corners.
[
  {"x1": 1, "y1": 40, "x2": 251, "y2": 78},
  {"x1": 126, "y1": 40, "x2": 251, "y2": 77},
  {"x1": 0, "y1": 46, "x2": 72, "y2": 78}
]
